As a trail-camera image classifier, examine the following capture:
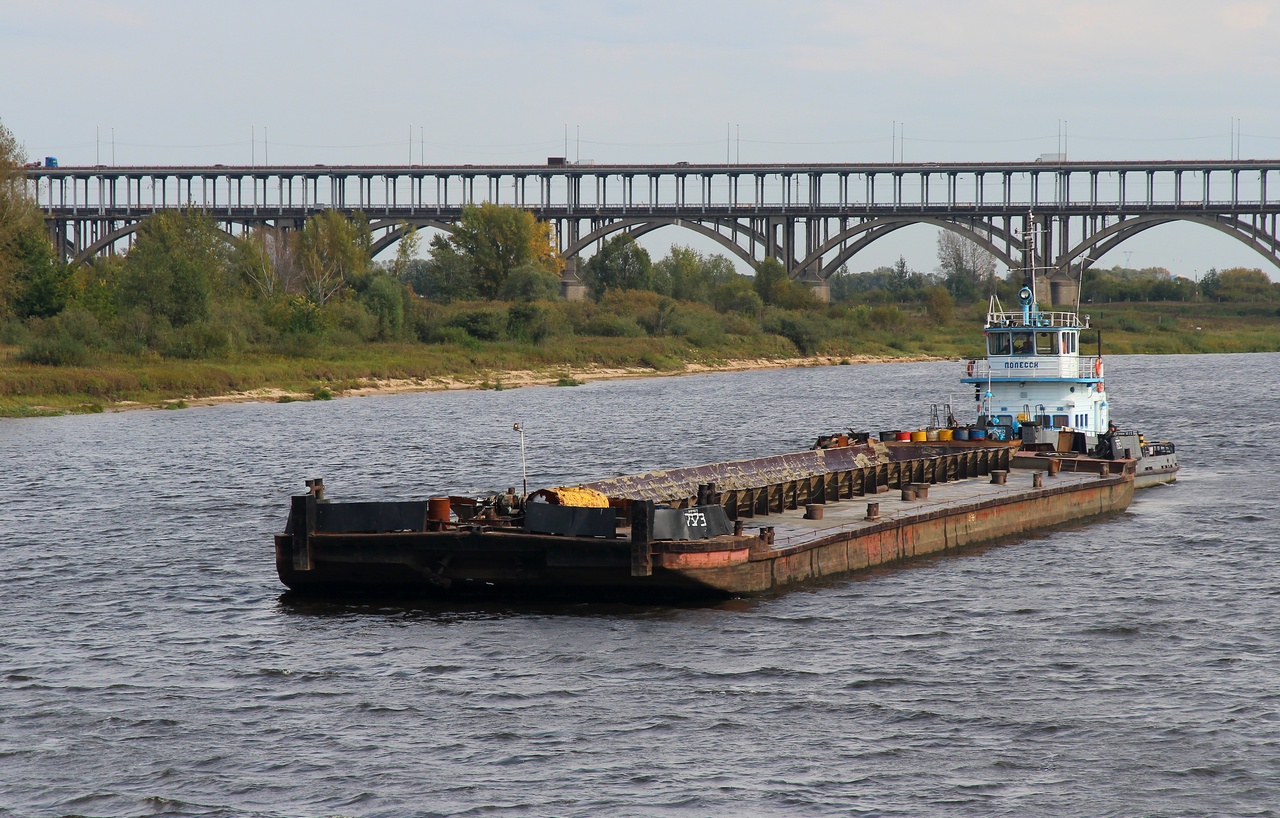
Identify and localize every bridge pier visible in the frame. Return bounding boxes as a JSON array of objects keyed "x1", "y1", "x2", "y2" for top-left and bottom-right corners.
[
  {"x1": 794, "y1": 265, "x2": 831, "y2": 303},
  {"x1": 1047, "y1": 273, "x2": 1080, "y2": 308},
  {"x1": 560, "y1": 258, "x2": 587, "y2": 301}
]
